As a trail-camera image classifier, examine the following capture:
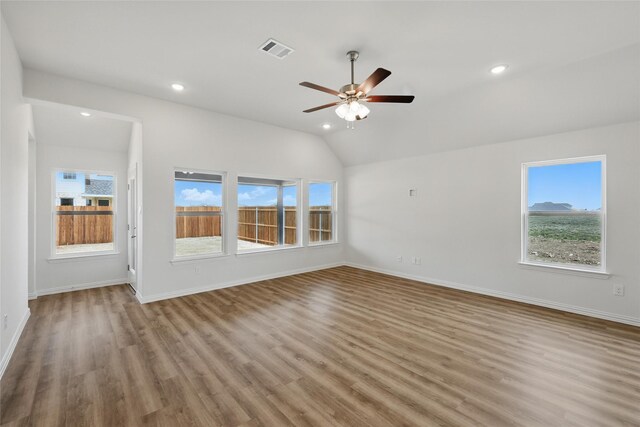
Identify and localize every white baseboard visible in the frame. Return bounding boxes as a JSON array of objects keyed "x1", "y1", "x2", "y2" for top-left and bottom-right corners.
[
  {"x1": 345, "y1": 262, "x2": 640, "y2": 327},
  {"x1": 0, "y1": 308, "x2": 31, "y2": 380},
  {"x1": 137, "y1": 262, "x2": 344, "y2": 304},
  {"x1": 135, "y1": 289, "x2": 145, "y2": 304},
  {"x1": 28, "y1": 292, "x2": 37, "y2": 300},
  {"x1": 33, "y1": 277, "x2": 129, "y2": 298},
  {"x1": 28, "y1": 262, "x2": 638, "y2": 328}
]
